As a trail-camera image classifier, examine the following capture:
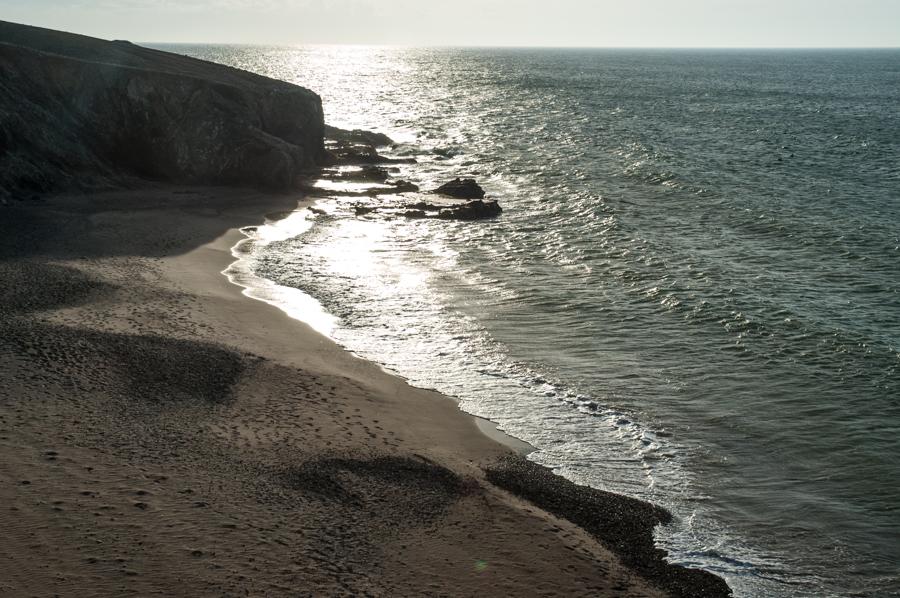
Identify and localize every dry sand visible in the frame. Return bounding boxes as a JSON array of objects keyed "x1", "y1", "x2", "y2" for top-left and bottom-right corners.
[{"x1": 0, "y1": 188, "x2": 729, "y2": 597}]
